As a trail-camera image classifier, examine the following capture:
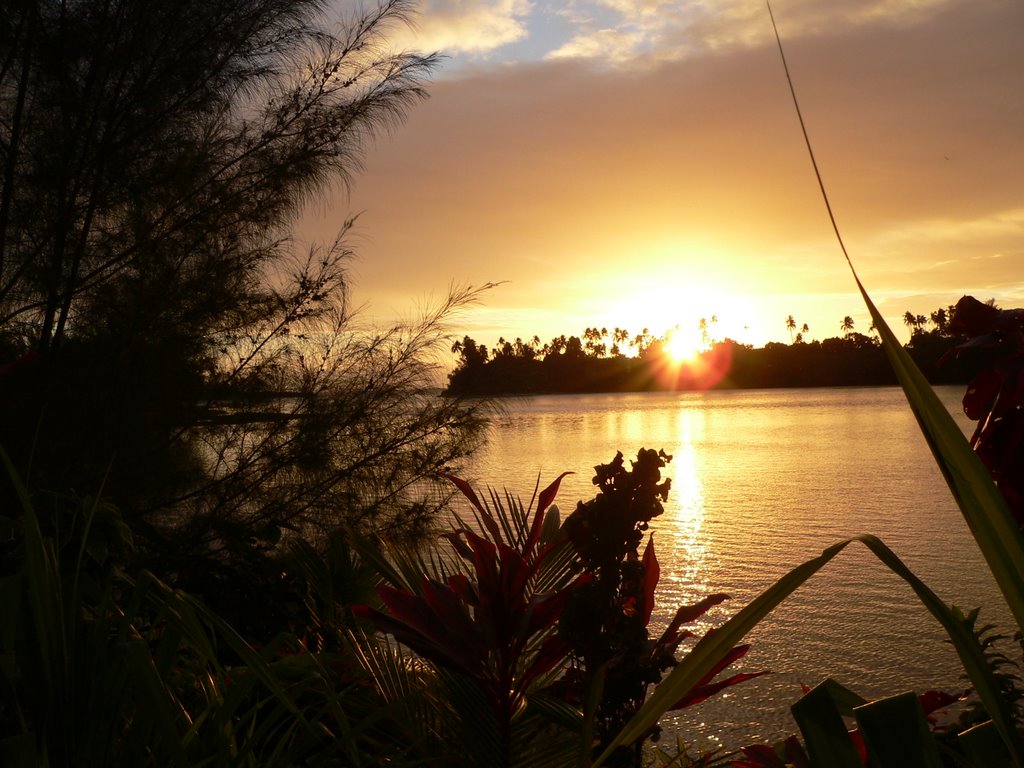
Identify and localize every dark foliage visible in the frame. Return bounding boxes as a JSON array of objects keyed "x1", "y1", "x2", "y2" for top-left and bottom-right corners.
[
  {"x1": 559, "y1": 449, "x2": 762, "y2": 767},
  {"x1": 947, "y1": 295, "x2": 1024, "y2": 526},
  {"x1": 446, "y1": 323, "x2": 988, "y2": 396},
  {"x1": 352, "y1": 472, "x2": 583, "y2": 768},
  {"x1": 0, "y1": 0, "x2": 485, "y2": 630}
]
